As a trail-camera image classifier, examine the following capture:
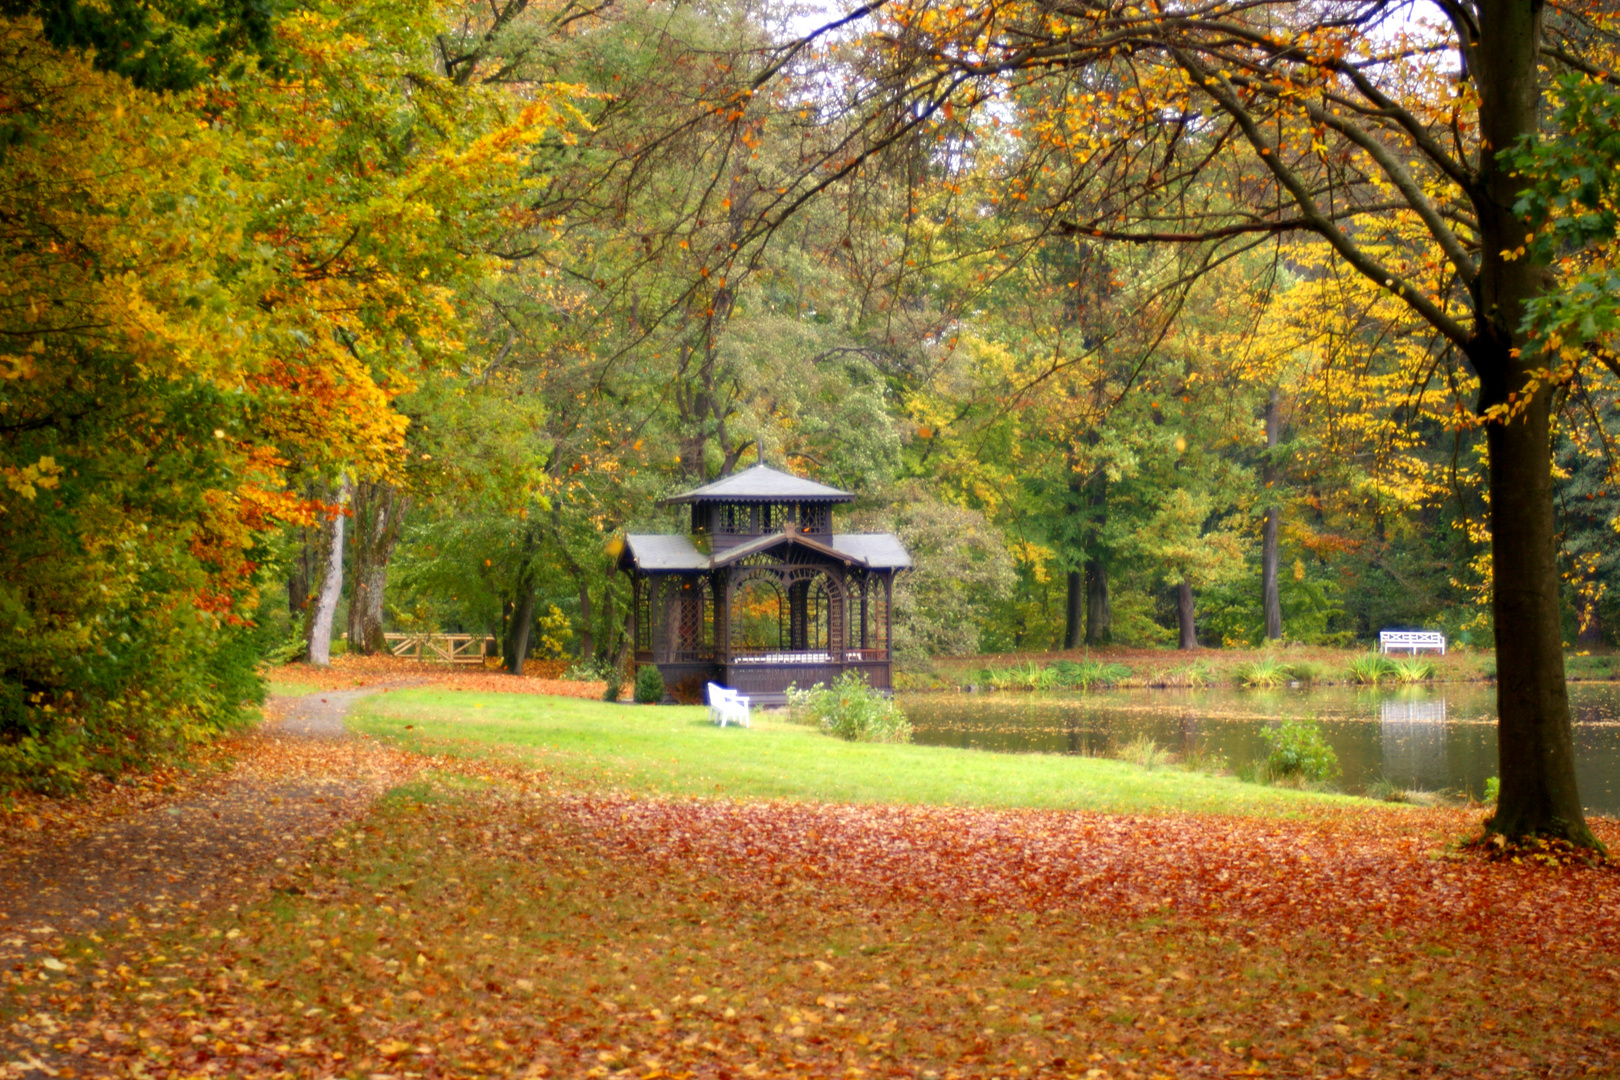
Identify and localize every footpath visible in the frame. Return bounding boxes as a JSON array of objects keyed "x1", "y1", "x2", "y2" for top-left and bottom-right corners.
[{"x1": 0, "y1": 690, "x2": 409, "y2": 970}]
